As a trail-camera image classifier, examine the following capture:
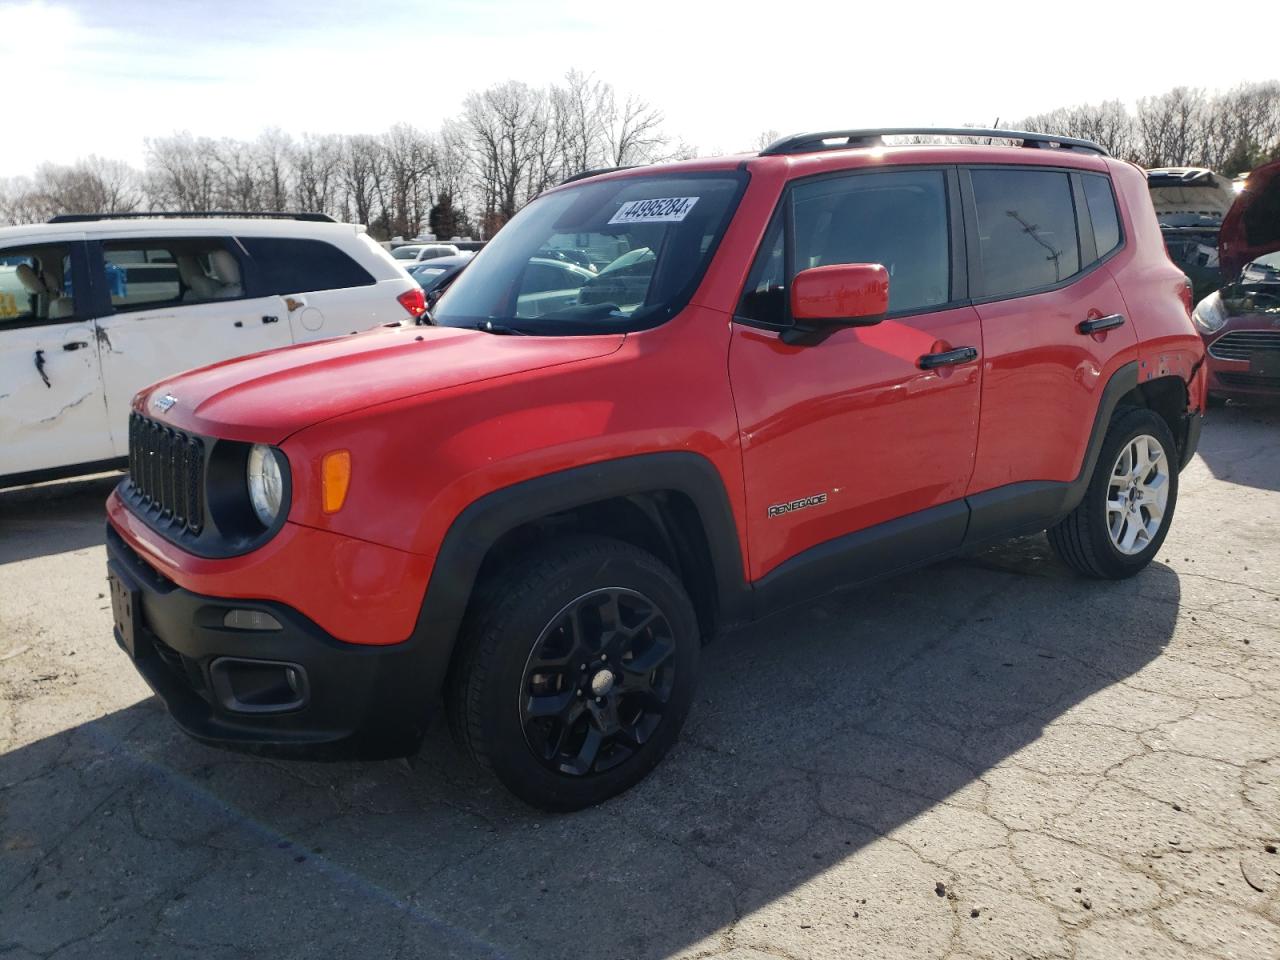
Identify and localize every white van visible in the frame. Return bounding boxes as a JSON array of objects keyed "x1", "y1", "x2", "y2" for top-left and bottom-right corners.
[{"x1": 0, "y1": 213, "x2": 424, "y2": 486}]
